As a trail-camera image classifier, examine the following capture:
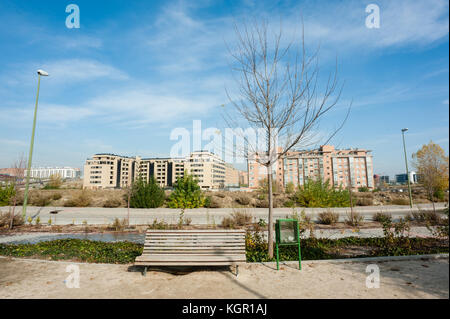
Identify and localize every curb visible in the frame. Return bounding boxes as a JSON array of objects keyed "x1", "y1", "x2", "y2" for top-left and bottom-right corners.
[{"x1": 268, "y1": 253, "x2": 449, "y2": 266}]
